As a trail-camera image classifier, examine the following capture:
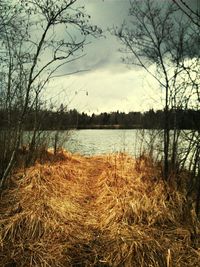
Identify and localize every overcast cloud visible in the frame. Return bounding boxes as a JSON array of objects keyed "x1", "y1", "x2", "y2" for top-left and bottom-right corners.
[{"x1": 45, "y1": 0, "x2": 199, "y2": 114}]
